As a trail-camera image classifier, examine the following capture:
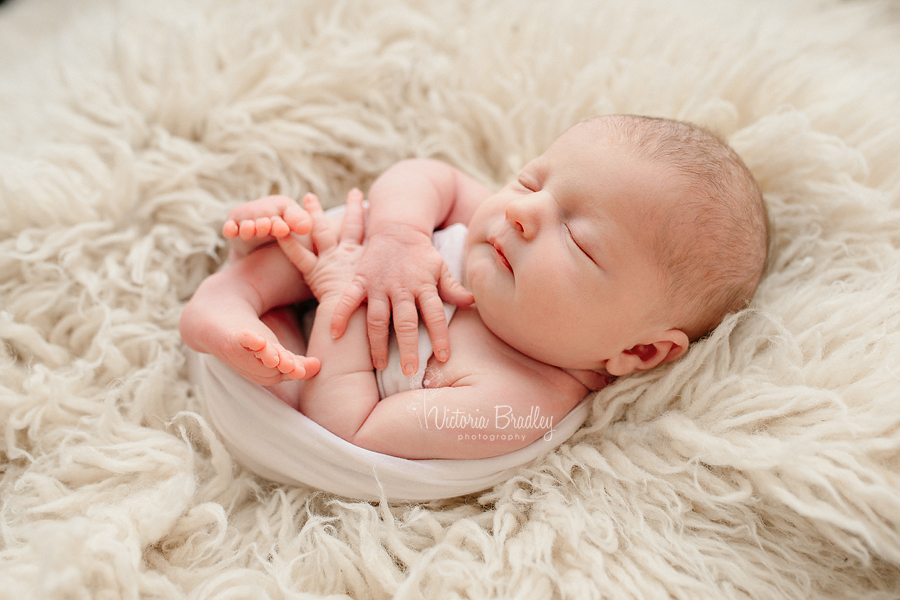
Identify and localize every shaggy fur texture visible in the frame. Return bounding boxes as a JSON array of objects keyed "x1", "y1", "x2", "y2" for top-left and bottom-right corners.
[{"x1": 2, "y1": 0, "x2": 900, "y2": 597}]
